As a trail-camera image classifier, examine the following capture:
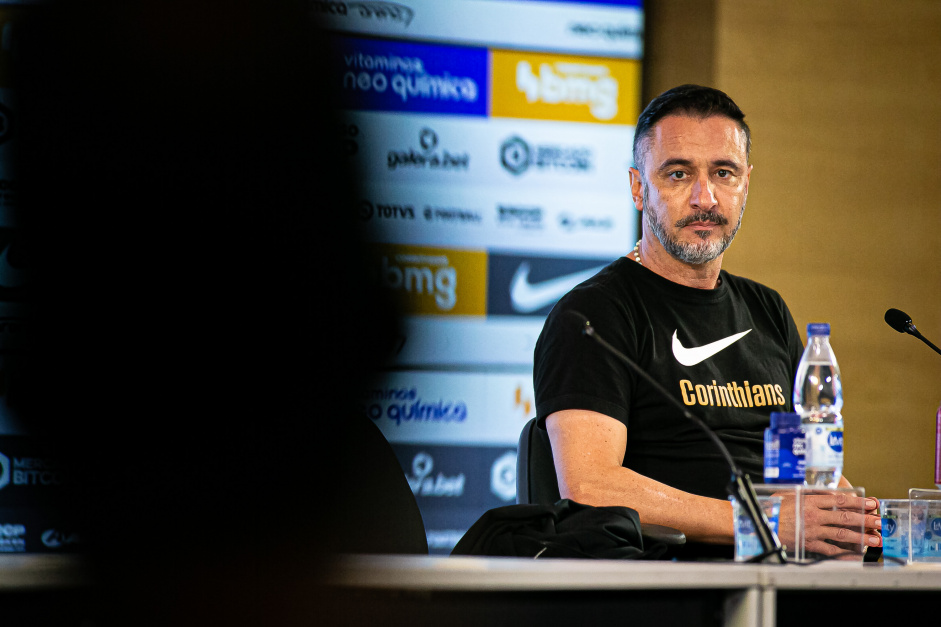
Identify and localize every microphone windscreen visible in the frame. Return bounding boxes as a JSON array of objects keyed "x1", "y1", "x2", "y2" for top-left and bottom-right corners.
[{"x1": 885, "y1": 308, "x2": 913, "y2": 333}]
